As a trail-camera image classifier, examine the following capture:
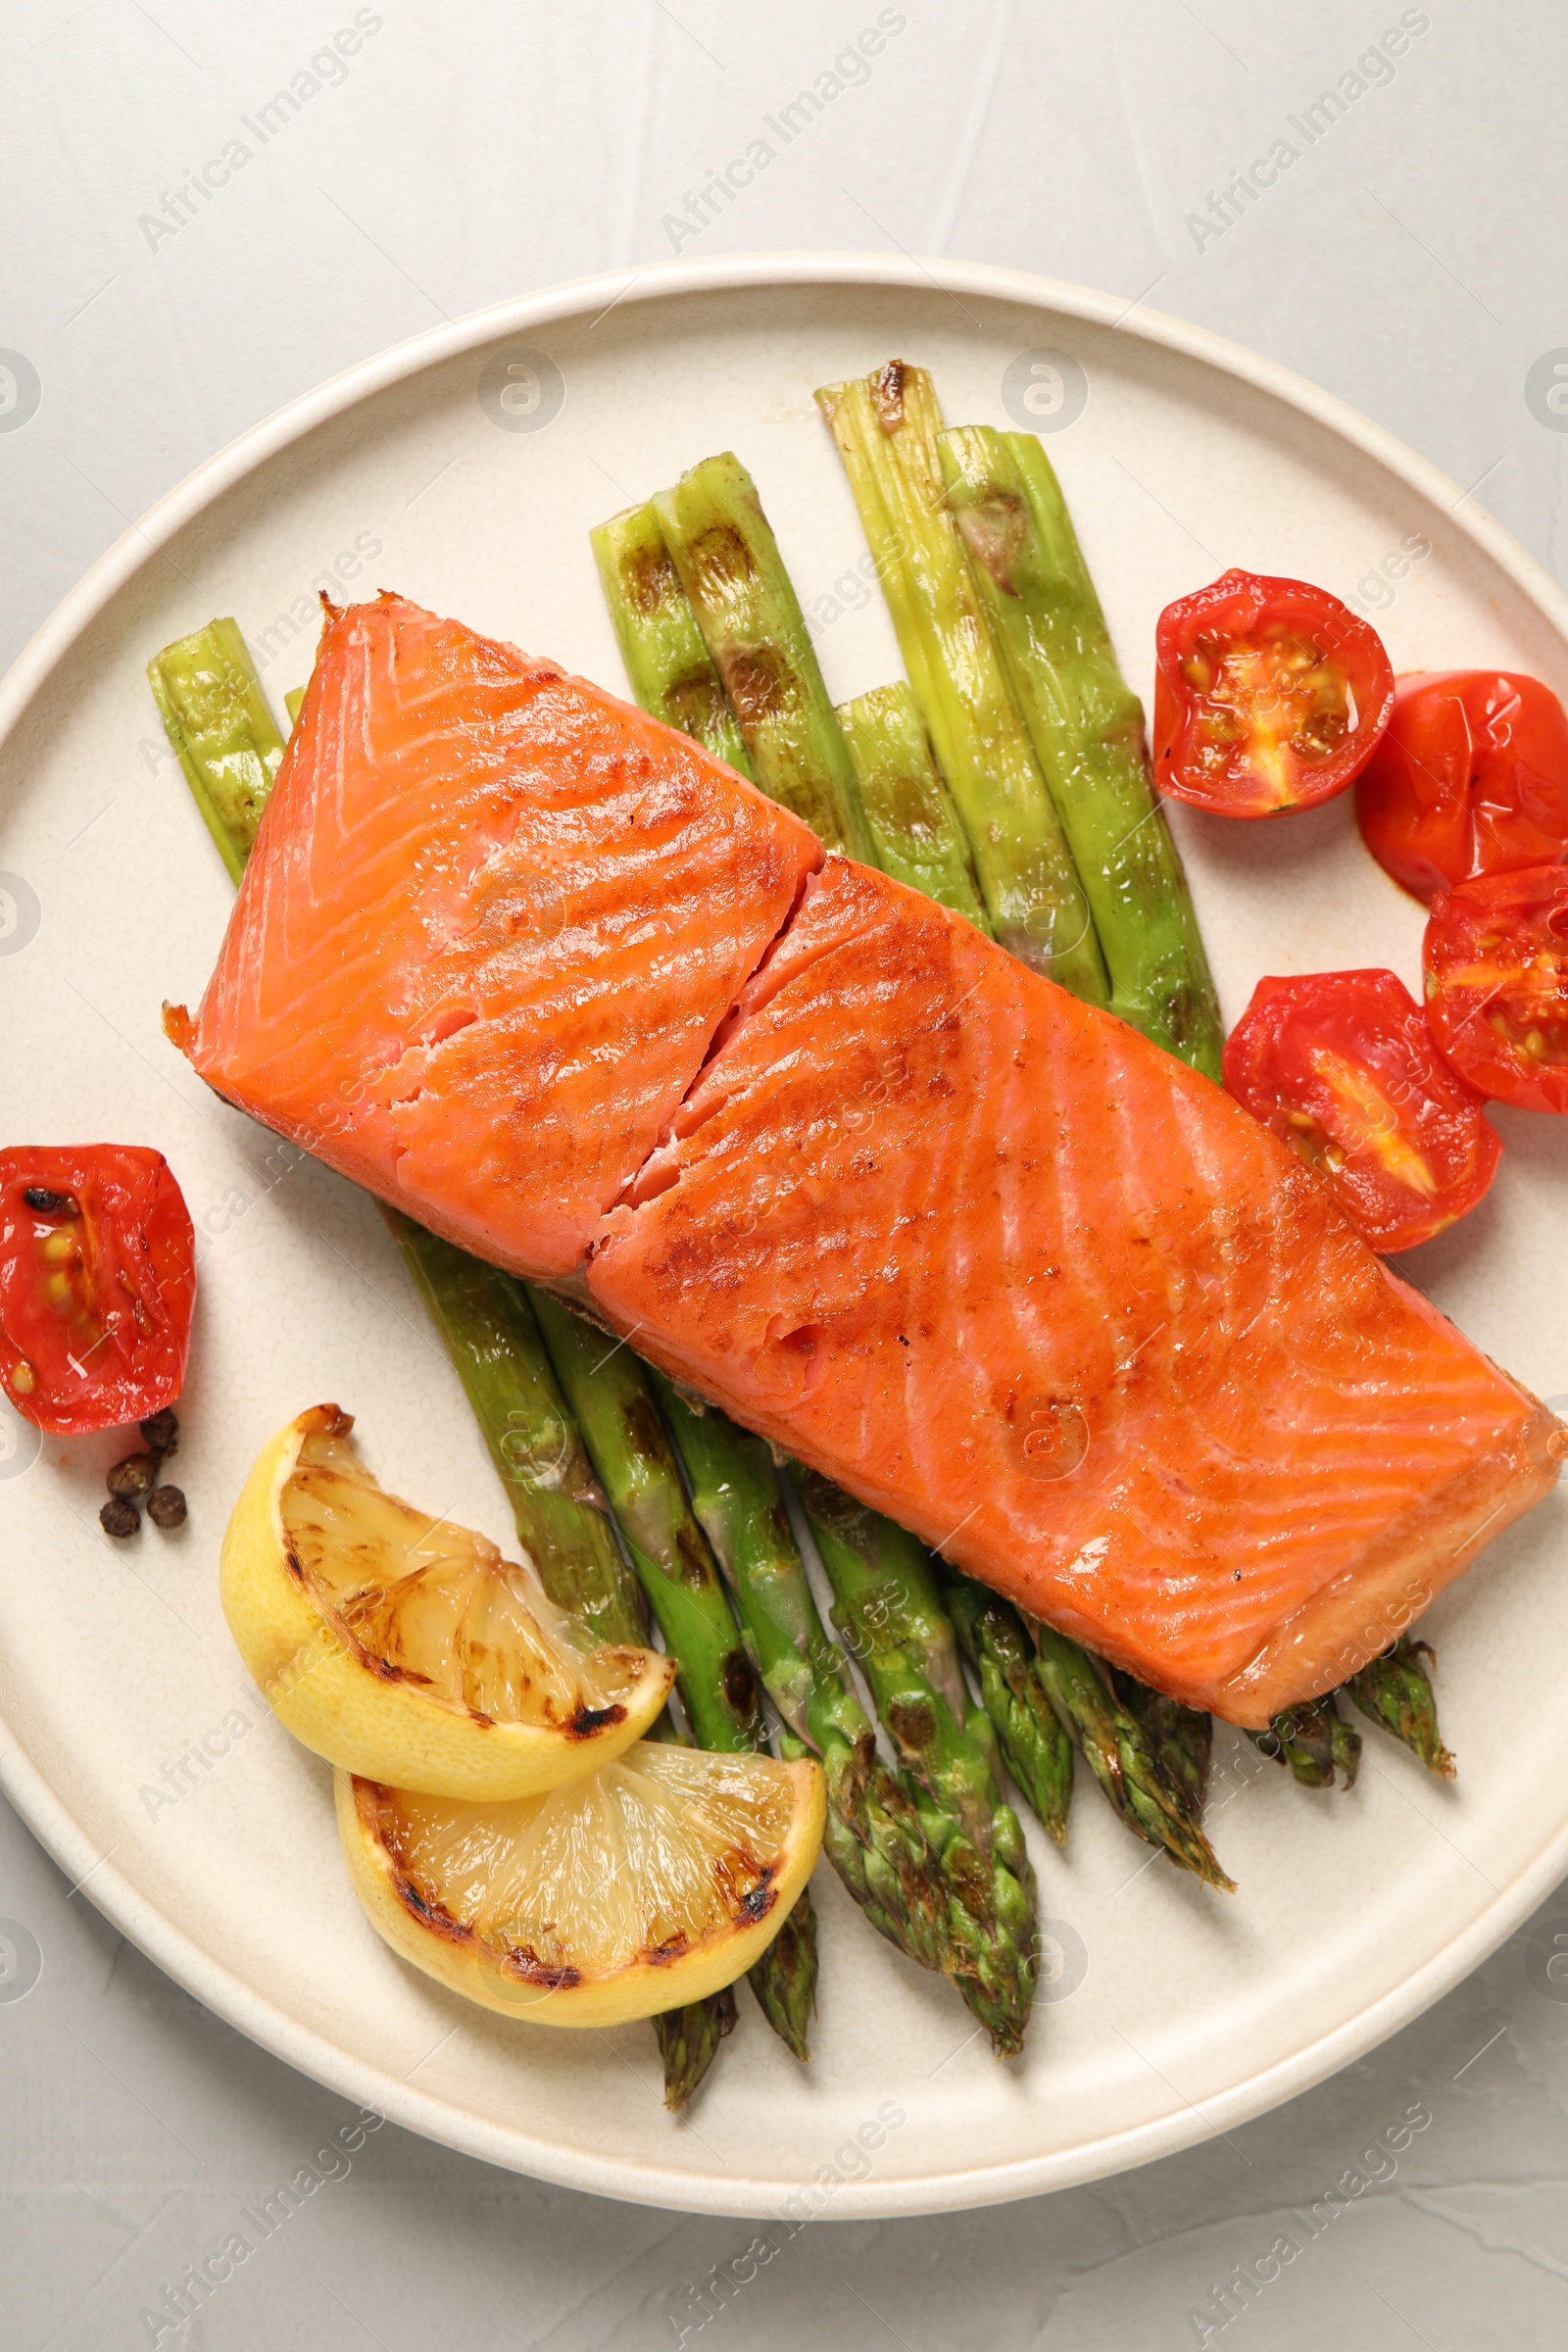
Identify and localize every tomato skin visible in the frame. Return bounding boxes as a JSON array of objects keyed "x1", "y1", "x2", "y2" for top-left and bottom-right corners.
[
  {"x1": 0, "y1": 1147, "x2": 196, "y2": 1435},
  {"x1": 1424, "y1": 864, "x2": 1568, "y2": 1113},
  {"x1": 1355, "y1": 671, "x2": 1568, "y2": 903},
  {"x1": 1152, "y1": 569, "x2": 1395, "y2": 817},
  {"x1": 1223, "y1": 969, "x2": 1500, "y2": 1251}
]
